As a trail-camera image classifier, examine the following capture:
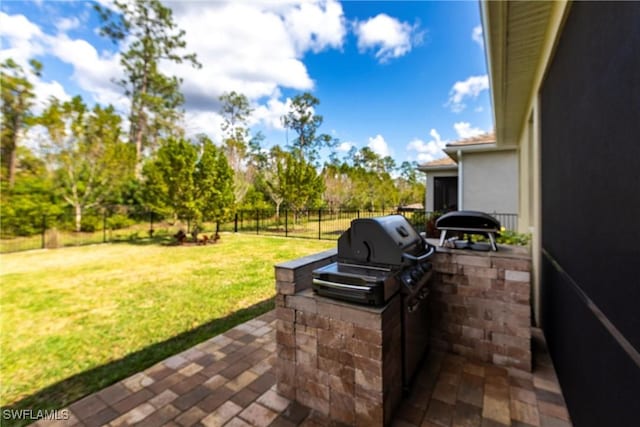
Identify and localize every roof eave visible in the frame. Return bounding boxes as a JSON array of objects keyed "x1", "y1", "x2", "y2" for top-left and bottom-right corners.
[
  {"x1": 443, "y1": 143, "x2": 518, "y2": 158},
  {"x1": 416, "y1": 164, "x2": 458, "y2": 173},
  {"x1": 481, "y1": 0, "x2": 570, "y2": 146}
]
